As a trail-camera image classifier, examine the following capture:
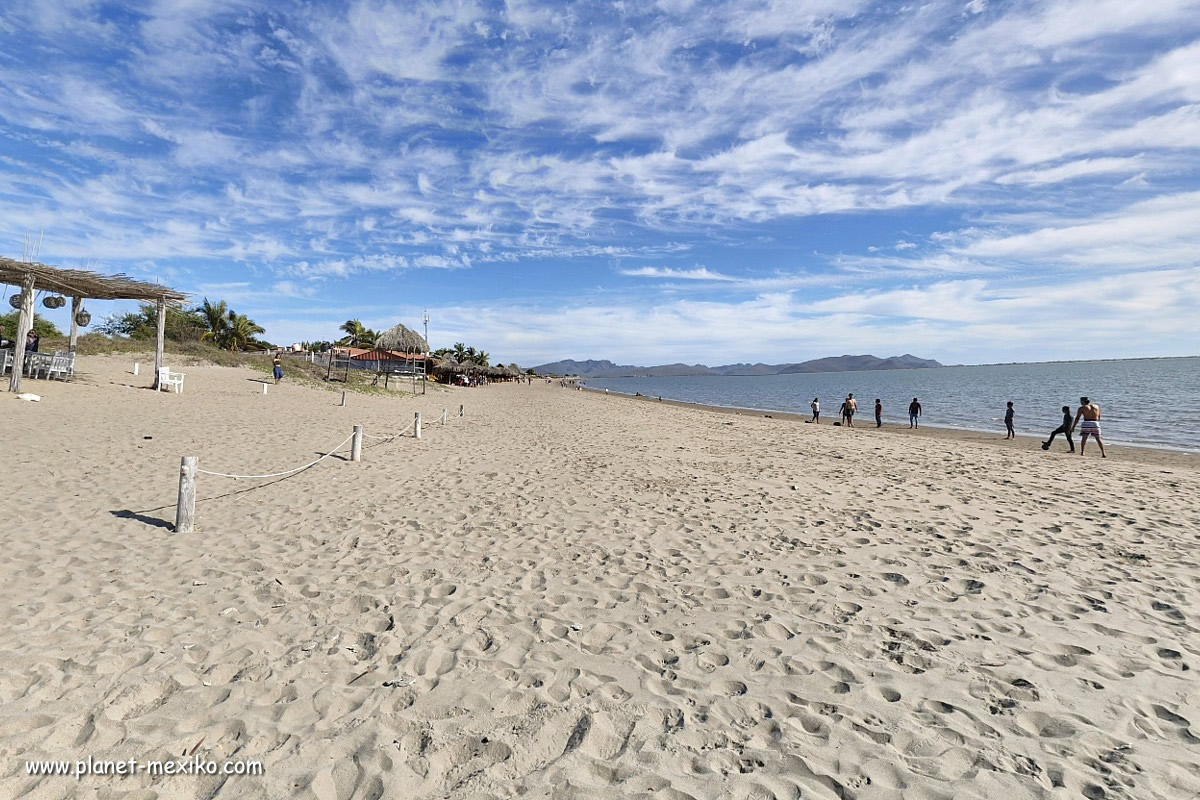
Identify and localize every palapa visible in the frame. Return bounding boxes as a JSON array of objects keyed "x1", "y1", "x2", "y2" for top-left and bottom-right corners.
[
  {"x1": 374, "y1": 322, "x2": 429, "y2": 353},
  {"x1": 1, "y1": 256, "x2": 186, "y2": 393}
]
